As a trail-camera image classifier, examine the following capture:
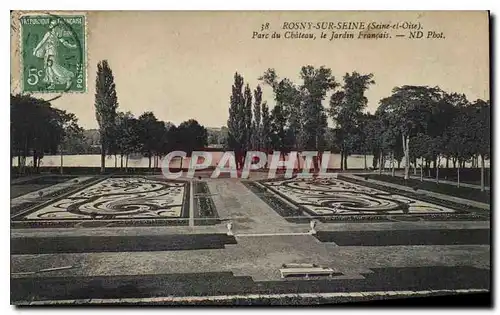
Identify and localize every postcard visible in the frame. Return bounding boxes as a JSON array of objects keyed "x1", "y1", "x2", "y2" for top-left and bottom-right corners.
[{"x1": 10, "y1": 10, "x2": 491, "y2": 306}]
